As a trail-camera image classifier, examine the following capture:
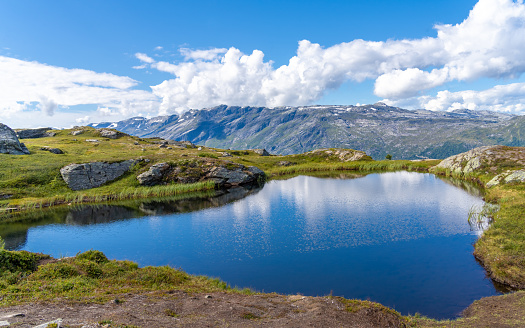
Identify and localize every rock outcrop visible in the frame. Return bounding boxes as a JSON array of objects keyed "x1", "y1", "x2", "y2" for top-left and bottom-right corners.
[
  {"x1": 136, "y1": 163, "x2": 171, "y2": 186},
  {"x1": 434, "y1": 146, "x2": 525, "y2": 188},
  {"x1": 486, "y1": 170, "x2": 525, "y2": 188},
  {"x1": 304, "y1": 149, "x2": 372, "y2": 162},
  {"x1": 15, "y1": 127, "x2": 54, "y2": 139},
  {"x1": 253, "y1": 149, "x2": 270, "y2": 156},
  {"x1": 435, "y1": 146, "x2": 525, "y2": 175},
  {"x1": 137, "y1": 161, "x2": 266, "y2": 188},
  {"x1": 97, "y1": 128, "x2": 124, "y2": 139},
  {"x1": 207, "y1": 165, "x2": 265, "y2": 187},
  {"x1": 0, "y1": 123, "x2": 30, "y2": 155},
  {"x1": 60, "y1": 160, "x2": 140, "y2": 191}
]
